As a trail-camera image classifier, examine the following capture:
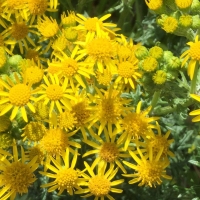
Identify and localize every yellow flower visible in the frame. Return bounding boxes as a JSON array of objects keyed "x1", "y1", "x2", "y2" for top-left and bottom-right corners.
[
  {"x1": 181, "y1": 36, "x2": 200, "y2": 80},
  {"x1": 76, "y1": 13, "x2": 117, "y2": 34},
  {"x1": 149, "y1": 46, "x2": 163, "y2": 59},
  {"x1": 152, "y1": 70, "x2": 167, "y2": 84},
  {"x1": 76, "y1": 162, "x2": 124, "y2": 200},
  {"x1": 189, "y1": 93, "x2": 200, "y2": 122},
  {"x1": 118, "y1": 101, "x2": 159, "y2": 150},
  {"x1": 0, "y1": 73, "x2": 37, "y2": 122},
  {"x1": 1, "y1": 17, "x2": 39, "y2": 54},
  {"x1": 49, "y1": 45, "x2": 94, "y2": 90},
  {"x1": 142, "y1": 56, "x2": 158, "y2": 72},
  {"x1": 83, "y1": 127, "x2": 130, "y2": 173},
  {"x1": 179, "y1": 15, "x2": 193, "y2": 27},
  {"x1": 123, "y1": 147, "x2": 172, "y2": 187},
  {"x1": 76, "y1": 25, "x2": 117, "y2": 73},
  {"x1": 145, "y1": 0, "x2": 163, "y2": 11},
  {"x1": 175, "y1": 0, "x2": 193, "y2": 9},
  {"x1": 0, "y1": 144, "x2": 39, "y2": 200},
  {"x1": 89, "y1": 87, "x2": 131, "y2": 136},
  {"x1": 40, "y1": 148, "x2": 84, "y2": 195},
  {"x1": 96, "y1": 67, "x2": 112, "y2": 86},
  {"x1": 162, "y1": 16, "x2": 178, "y2": 33},
  {"x1": 36, "y1": 74, "x2": 75, "y2": 116},
  {"x1": 61, "y1": 11, "x2": 76, "y2": 27},
  {"x1": 39, "y1": 127, "x2": 80, "y2": 156}
]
